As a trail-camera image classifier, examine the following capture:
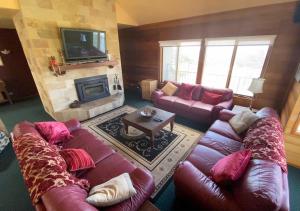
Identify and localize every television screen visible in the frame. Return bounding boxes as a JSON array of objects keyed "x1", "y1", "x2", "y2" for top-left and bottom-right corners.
[{"x1": 61, "y1": 28, "x2": 107, "y2": 62}]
